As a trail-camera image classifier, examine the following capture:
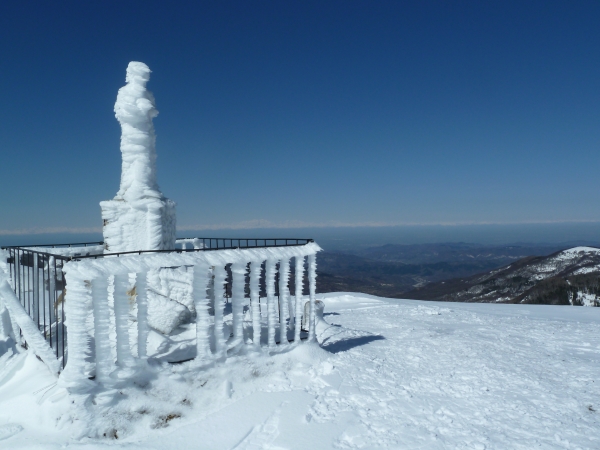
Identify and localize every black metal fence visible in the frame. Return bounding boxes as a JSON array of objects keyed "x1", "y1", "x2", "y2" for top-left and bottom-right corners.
[
  {"x1": 1, "y1": 238, "x2": 314, "y2": 369},
  {"x1": 2, "y1": 247, "x2": 71, "y2": 368}
]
